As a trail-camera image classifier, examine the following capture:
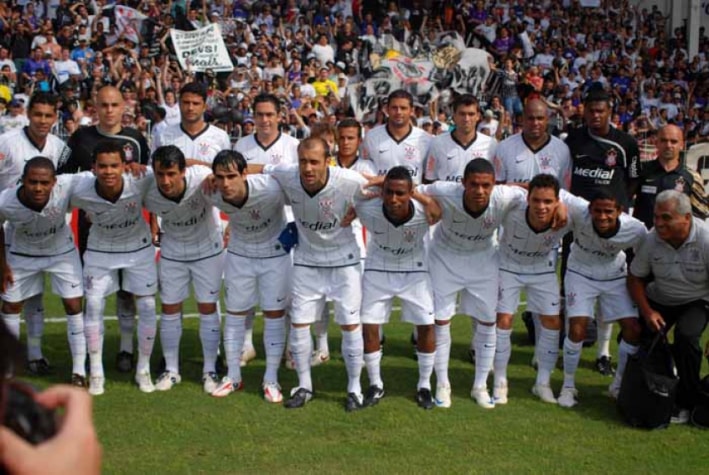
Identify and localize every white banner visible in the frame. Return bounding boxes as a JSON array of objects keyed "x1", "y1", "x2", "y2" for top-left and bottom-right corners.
[{"x1": 170, "y1": 24, "x2": 233, "y2": 73}]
